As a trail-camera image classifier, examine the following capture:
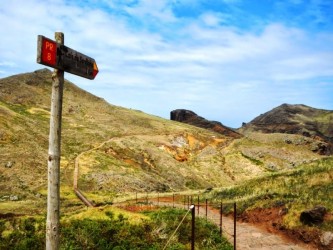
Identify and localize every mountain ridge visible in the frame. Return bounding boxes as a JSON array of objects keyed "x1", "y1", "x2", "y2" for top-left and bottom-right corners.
[
  {"x1": 238, "y1": 103, "x2": 333, "y2": 154},
  {"x1": 0, "y1": 69, "x2": 329, "y2": 200},
  {"x1": 1, "y1": 69, "x2": 332, "y2": 249}
]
